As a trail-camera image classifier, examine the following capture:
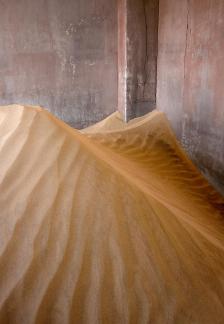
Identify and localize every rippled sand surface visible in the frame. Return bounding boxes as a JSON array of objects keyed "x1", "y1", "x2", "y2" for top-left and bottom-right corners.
[{"x1": 0, "y1": 105, "x2": 224, "y2": 324}]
